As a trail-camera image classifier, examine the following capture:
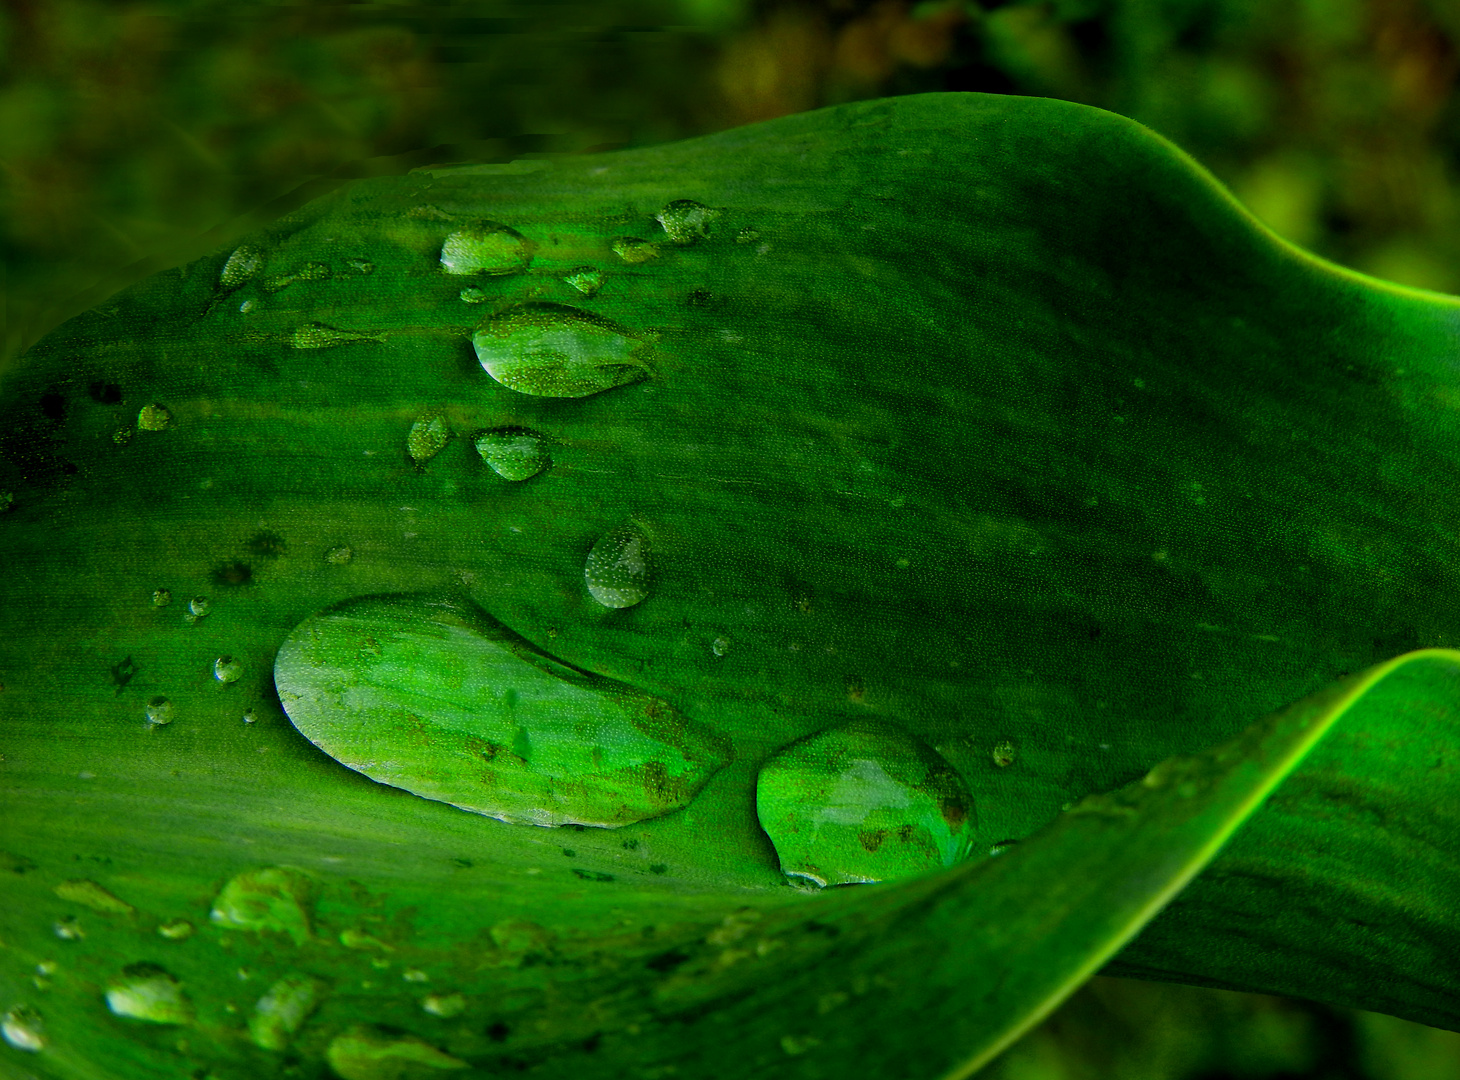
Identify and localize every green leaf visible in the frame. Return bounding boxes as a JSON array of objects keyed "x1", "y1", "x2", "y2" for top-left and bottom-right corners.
[{"x1": 3, "y1": 91, "x2": 1460, "y2": 1078}]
